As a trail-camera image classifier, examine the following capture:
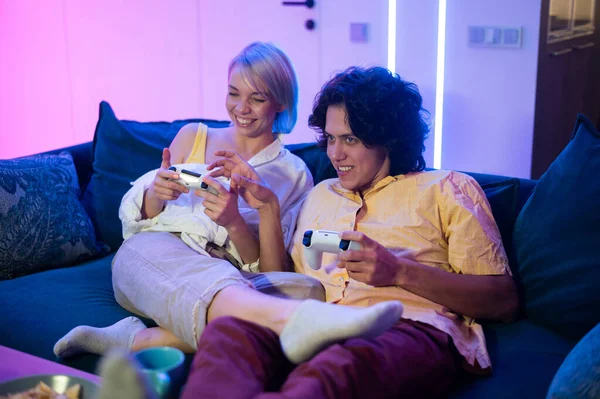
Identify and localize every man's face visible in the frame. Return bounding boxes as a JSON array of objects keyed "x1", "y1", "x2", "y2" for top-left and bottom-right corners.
[{"x1": 325, "y1": 105, "x2": 390, "y2": 193}]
